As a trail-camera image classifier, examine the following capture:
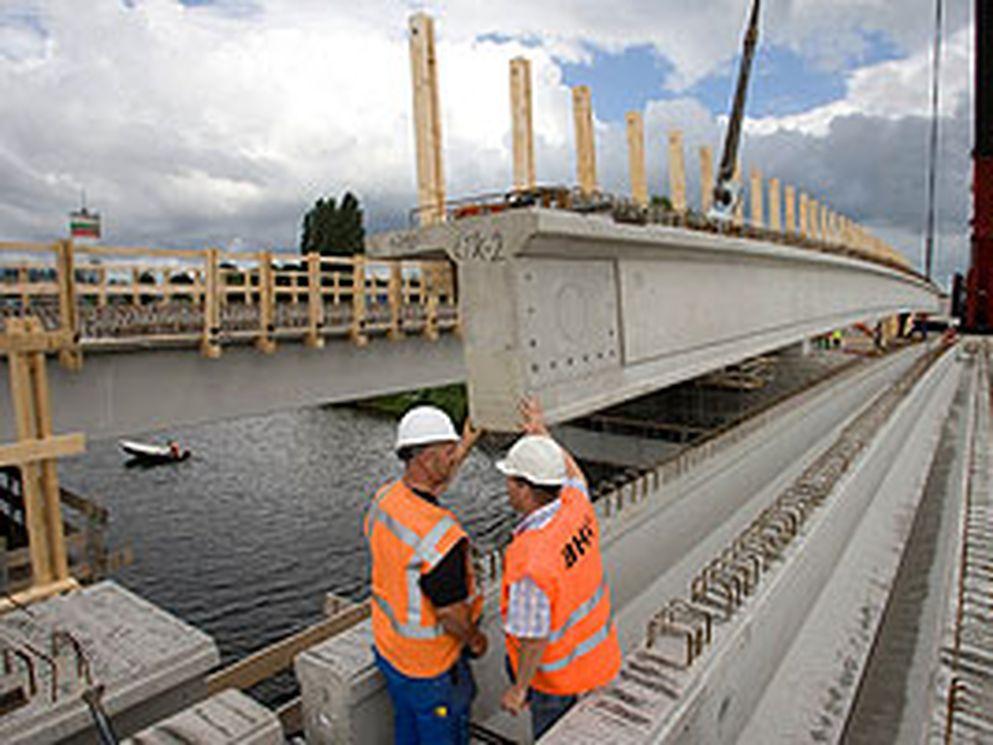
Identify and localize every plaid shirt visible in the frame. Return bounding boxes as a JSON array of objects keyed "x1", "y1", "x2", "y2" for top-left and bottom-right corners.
[{"x1": 503, "y1": 477, "x2": 588, "y2": 639}]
